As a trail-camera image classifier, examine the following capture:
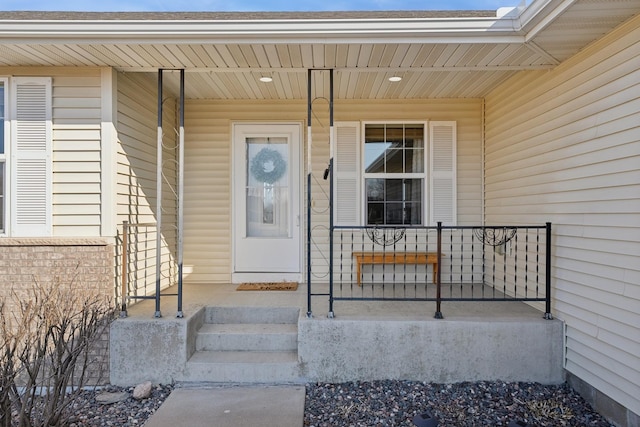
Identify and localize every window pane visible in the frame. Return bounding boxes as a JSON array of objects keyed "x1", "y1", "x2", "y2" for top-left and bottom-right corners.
[
  {"x1": 365, "y1": 178, "x2": 423, "y2": 225},
  {"x1": 366, "y1": 178, "x2": 384, "y2": 201},
  {"x1": 405, "y1": 203, "x2": 422, "y2": 224},
  {"x1": 364, "y1": 141, "x2": 387, "y2": 173},
  {"x1": 245, "y1": 137, "x2": 289, "y2": 237},
  {"x1": 385, "y1": 202, "x2": 404, "y2": 224},
  {"x1": 405, "y1": 126, "x2": 424, "y2": 148},
  {"x1": 405, "y1": 148, "x2": 424, "y2": 173},
  {"x1": 367, "y1": 202, "x2": 384, "y2": 224},
  {"x1": 386, "y1": 179, "x2": 403, "y2": 201},
  {"x1": 385, "y1": 149, "x2": 403, "y2": 173},
  {"x1": 405, "y1": 179, "x2": 422, "y2": 202}
]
